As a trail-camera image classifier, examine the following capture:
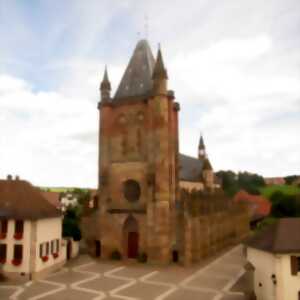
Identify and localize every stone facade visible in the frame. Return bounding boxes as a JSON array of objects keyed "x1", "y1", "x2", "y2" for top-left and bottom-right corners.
[{"x1": 81, "y1": 39, "x2": 249, "y2": 265}]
